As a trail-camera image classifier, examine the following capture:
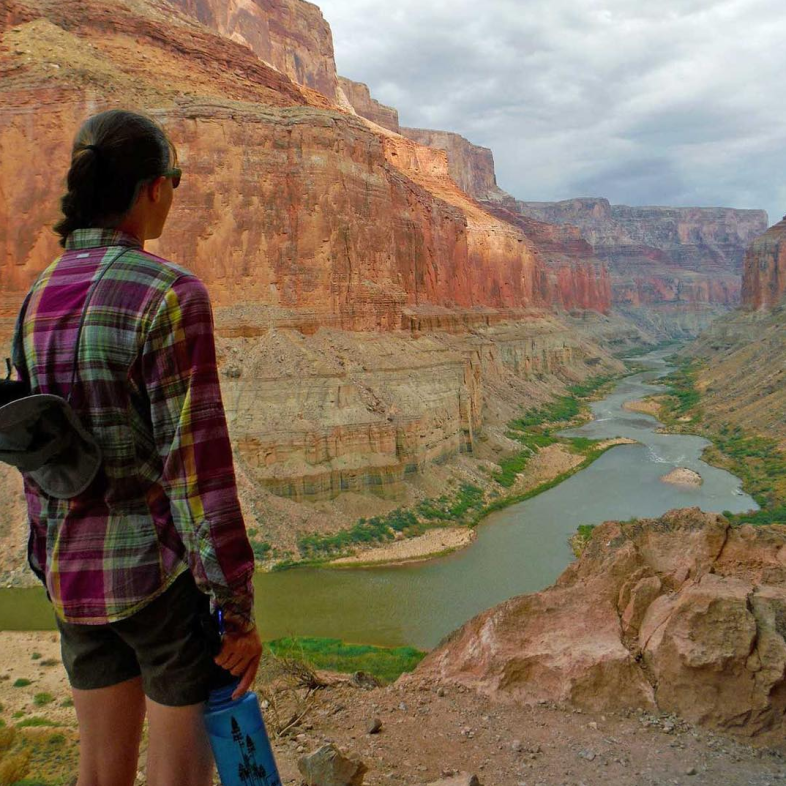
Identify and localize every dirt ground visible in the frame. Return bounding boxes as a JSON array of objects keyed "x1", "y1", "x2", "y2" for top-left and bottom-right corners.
[{"x1": 1, "y1": 632, "x2": 784, "y2": 786}]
